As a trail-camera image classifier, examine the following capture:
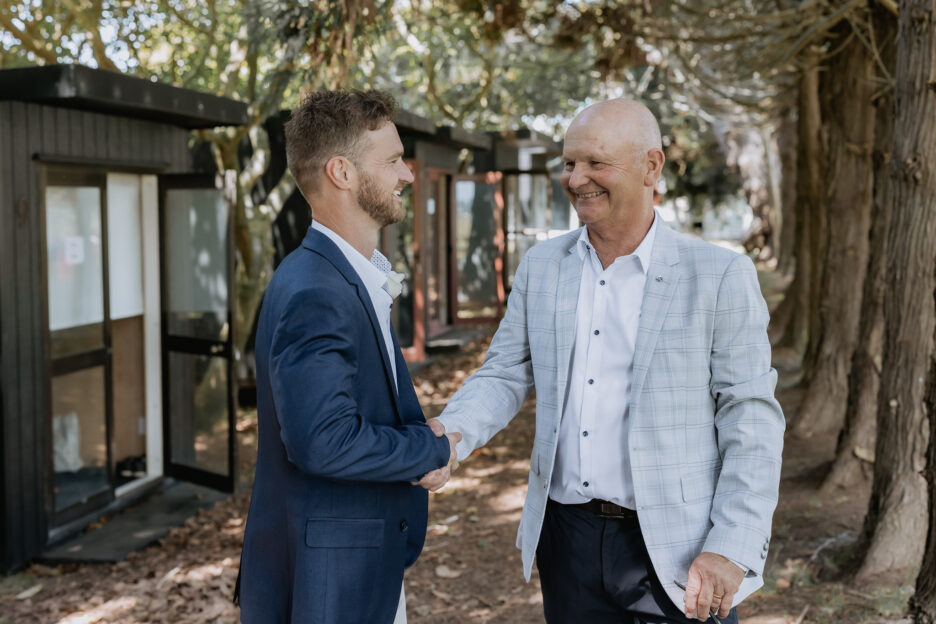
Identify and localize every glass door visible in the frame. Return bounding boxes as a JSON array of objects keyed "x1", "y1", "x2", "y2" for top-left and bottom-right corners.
[
  {"x1": 450, "y1": 172, "x2": 505, "y2": 323},
  {"x1": 503, "y1": 173, "x2": 551, "y2": 290},
  {"x1": 425, "y1": 170, "x2": 451, "y2": 337},
  {"x1": 159, "y1": 175, "x2": 236, "y2": 492},
  {"x1": 44, "y1": 169, "x2": 114, "y2": 525}
]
